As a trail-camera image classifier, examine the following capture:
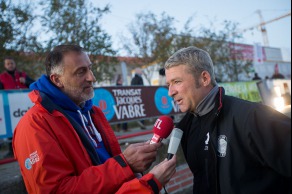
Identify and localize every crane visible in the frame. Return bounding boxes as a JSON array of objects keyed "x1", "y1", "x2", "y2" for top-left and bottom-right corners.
[{"x1": 241, "y1": 10, "x2": 291, "y2": 47}]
